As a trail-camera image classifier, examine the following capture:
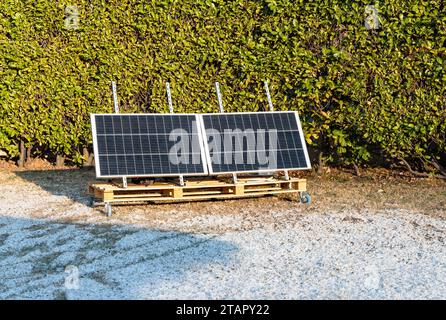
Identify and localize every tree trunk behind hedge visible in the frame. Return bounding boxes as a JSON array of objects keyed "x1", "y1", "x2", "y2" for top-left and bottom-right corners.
[
  {"x1": 25, "y1": 145, "x2": 33, "y2": 164},
  {"x1": 56, "y1": 155, "x2": 65, "y2": 167},
  {"x1": 18, "y1": 140, "x2": 26, "y2": 168},
  {"x1": 82, "y1": 148, "x2": 95, "y2": 167}
]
